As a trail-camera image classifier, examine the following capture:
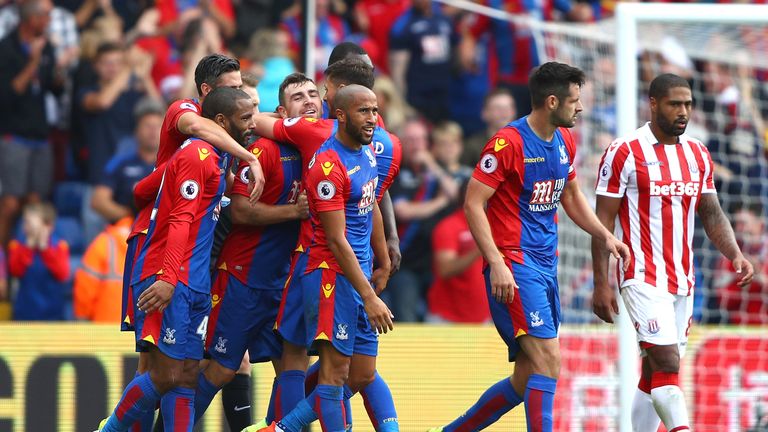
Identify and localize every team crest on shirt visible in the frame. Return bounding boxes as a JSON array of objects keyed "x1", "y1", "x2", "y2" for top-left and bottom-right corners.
[
  {"x1": 239, "y1": 167, "x2": 250, "y2": 184},
  {"x1": 180, "y1": 180, "x2": 200, "y2": 200},
  {"x1": 163, "y1": 328, "x2": 177, "y2": 345},
  {"x1": 559, "y1": 145, "x2": 569, "y2": 165},
  {"x1": 530, "y1": 311, "x2": 544, "y2": 328},
  {"x1": 480, "y1": 154, "x2": 498, "y2": 174},
  {"x1": 600, "y1": 163, "x2": 611, "y2": 180},
  {"x1": 214, "y1": 337, "x2": 228, "y2": 354},
  {"x1": 283, "y1": 117, "x2": 301, "y2": 127},
  {"x1": 317, "y1": 180, "x2": 336, "y2": 200},
  {"x1": 365, "y1": 147, "x2": 377, "y2": 167},
  {"x1": 688, "y1": 161, "x2": 699, "y2": 174},
  {"x1": 335, "y1": 323, "x2": 349, "y2": 341},
  {"x1": 648, "y1": 319, "x2": 660, "y2": 334}
]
